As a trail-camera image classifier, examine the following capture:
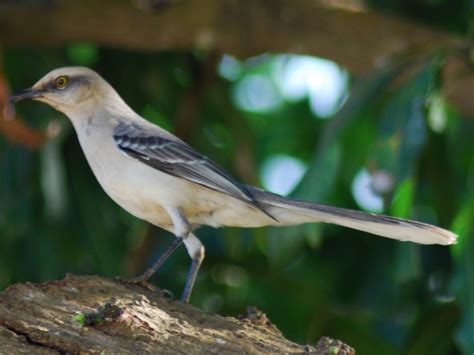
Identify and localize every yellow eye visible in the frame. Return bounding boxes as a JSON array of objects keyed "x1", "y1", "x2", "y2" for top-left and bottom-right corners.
[{"x1": 54, "y1": 75, "x2": 69, "y2": 89}]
